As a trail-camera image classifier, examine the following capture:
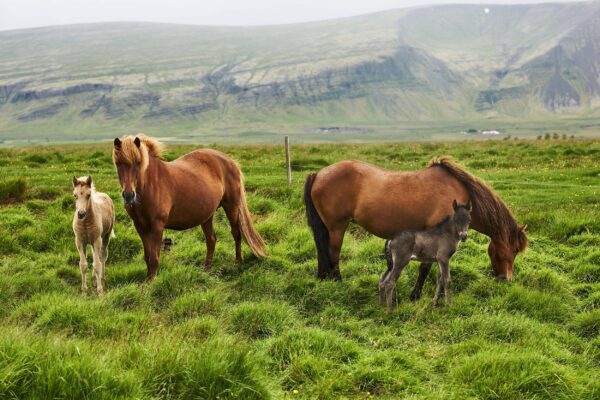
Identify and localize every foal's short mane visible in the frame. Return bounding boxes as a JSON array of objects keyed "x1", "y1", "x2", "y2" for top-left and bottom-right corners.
[
  {"x1": 428, "y1": 156, "x2": 527, "y2": 252},
  {"x1": 112, "y1": 134, "x2": 164, "y2": 171},
  {"x1": 74, "y1": 176, "x2": 95, "y2": 192}
]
